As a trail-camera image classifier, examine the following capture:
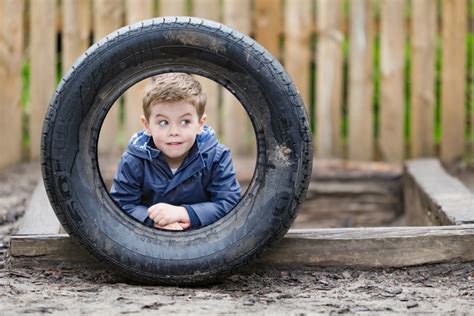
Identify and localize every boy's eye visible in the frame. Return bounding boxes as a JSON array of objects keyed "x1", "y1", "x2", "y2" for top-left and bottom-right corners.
[
  {"x1": 180, "y1": 119, "x2": 191, "y2": 126},
  {"x1": 158, "y1": 120, "x2": 168, "y2": 126}
]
